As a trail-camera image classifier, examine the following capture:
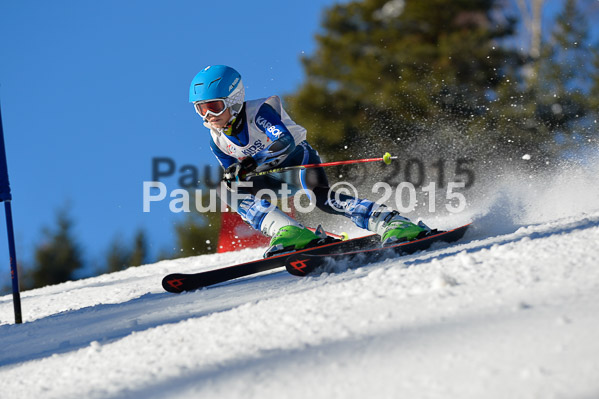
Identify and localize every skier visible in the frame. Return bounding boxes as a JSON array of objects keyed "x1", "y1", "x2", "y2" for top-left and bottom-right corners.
[{"x1": 189, "y1": 65, "x2": 429, "y2": 256}]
